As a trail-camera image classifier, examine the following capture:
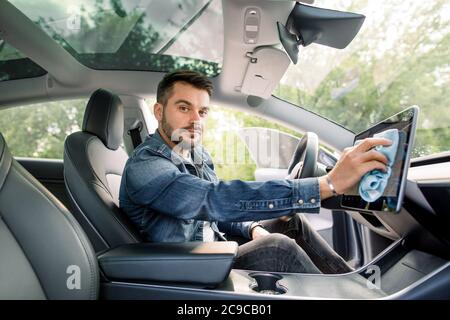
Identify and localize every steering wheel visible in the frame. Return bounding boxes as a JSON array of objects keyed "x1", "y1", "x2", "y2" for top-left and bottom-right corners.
[{"x1": 287, "y1": 132, "x2": 319, "y2": 179}]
